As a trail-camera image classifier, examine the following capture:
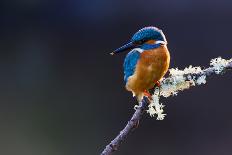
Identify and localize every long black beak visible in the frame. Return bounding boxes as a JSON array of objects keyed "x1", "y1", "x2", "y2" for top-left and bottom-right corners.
[{"x1": 110, "y1": 41, "x2": 136, "y2": 55}]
